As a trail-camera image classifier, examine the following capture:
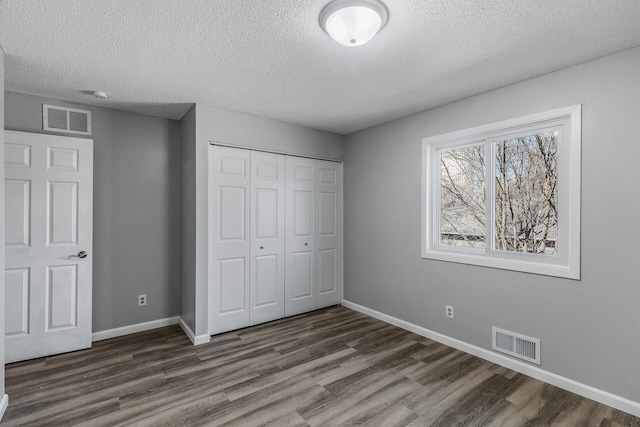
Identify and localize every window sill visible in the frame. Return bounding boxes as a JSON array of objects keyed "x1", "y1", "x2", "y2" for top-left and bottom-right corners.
[{"x1": 421, "y1": 249, "x2": 580, "y2": 280}]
